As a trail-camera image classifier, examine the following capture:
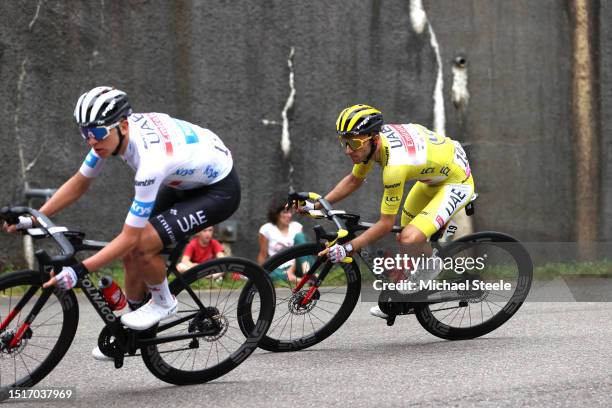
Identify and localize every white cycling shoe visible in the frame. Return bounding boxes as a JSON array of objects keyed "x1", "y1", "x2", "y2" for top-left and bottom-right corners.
[
  {"x1": 92, "y1": 345, "x2": 113, "y2": 362},
  {"x1": 120, "y1": 297, "x2": 178, "y2": 331},
  {"x1": 369, "y1": 306, "x2": 388, "y2": 319}
]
